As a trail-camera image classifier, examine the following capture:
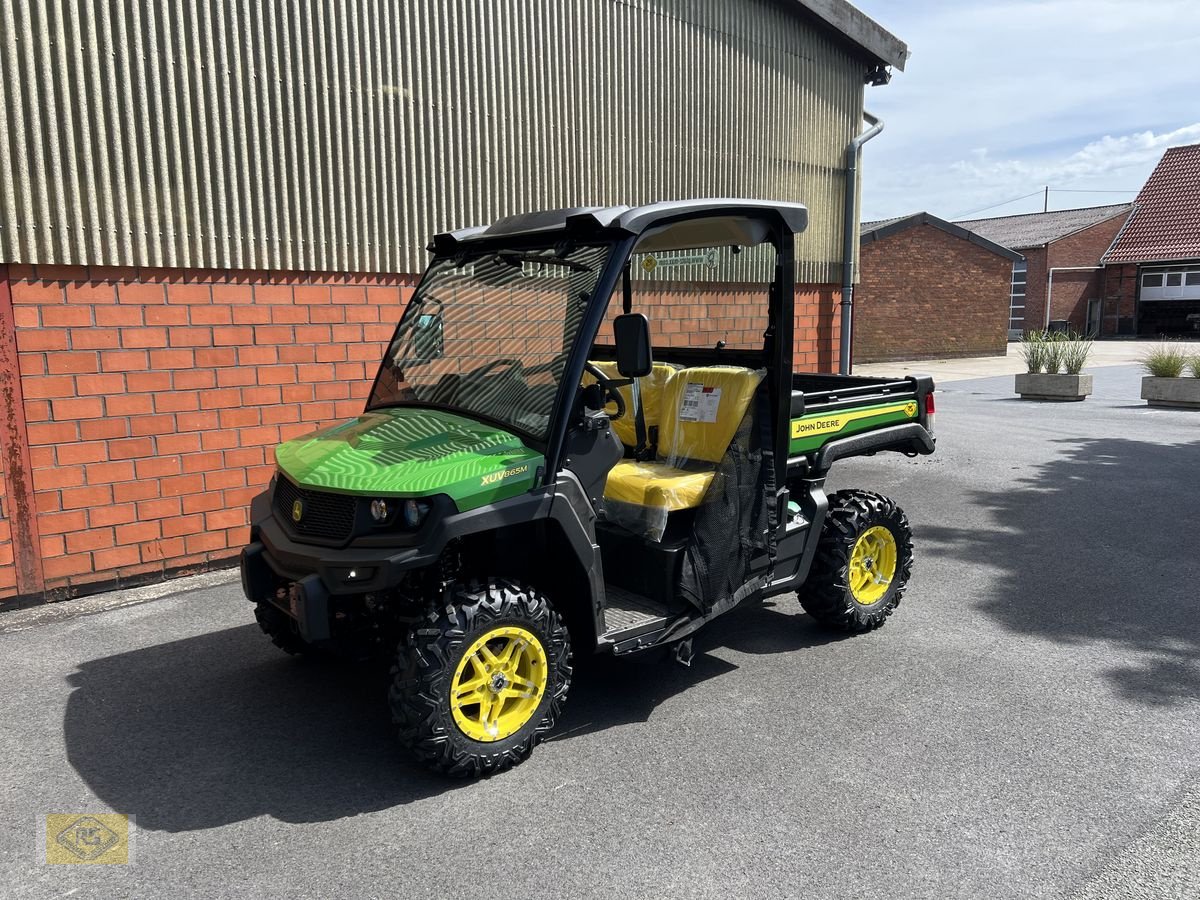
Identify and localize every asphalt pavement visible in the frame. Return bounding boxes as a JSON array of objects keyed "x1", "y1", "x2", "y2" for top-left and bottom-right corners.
[{"x1": 3, "y1": 363, "x2": 1199, "y2": 899}]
